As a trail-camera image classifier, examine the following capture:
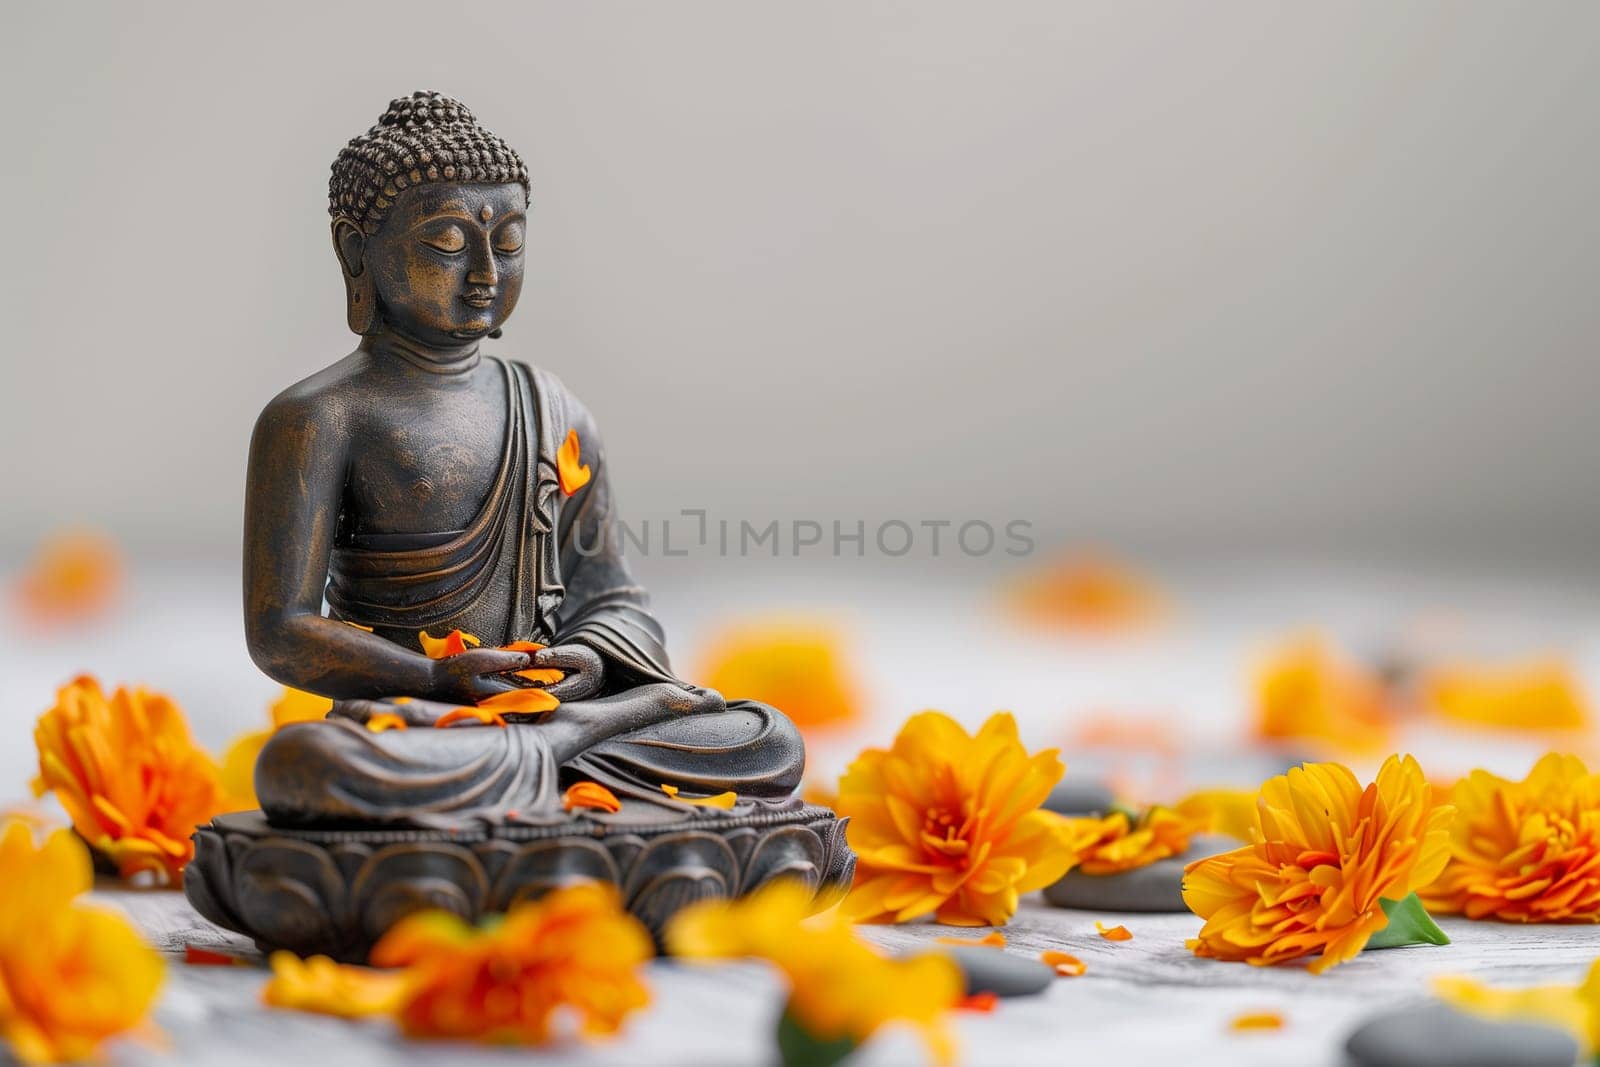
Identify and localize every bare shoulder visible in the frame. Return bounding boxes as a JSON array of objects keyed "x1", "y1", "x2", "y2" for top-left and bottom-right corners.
[{"x1": 252, "y1": 351, "x2": 377, "y2": 446}]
